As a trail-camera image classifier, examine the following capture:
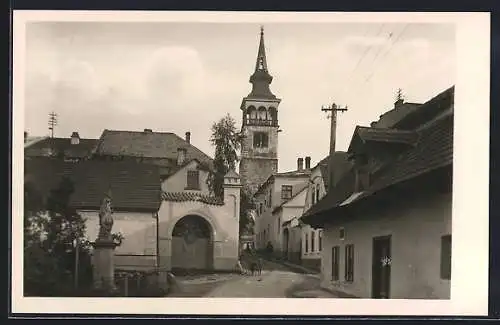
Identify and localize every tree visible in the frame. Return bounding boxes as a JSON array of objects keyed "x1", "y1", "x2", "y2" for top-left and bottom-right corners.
[
  {"x1": 208, "y1": 114, "x2": 255, "y2": 234},
  {"x1": 207, "y1": 114, "x2": 244, "y2": 198},
  {"x1": 24, "y1": 176, "x2": 93, "y2": 296}
]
